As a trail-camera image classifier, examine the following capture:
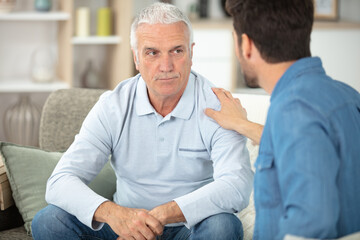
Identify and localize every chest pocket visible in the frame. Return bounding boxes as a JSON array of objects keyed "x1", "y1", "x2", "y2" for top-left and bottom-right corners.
[
  {"x1": 178, "y1": 148, "x2": 209, "y2": 160},
  {"x1": 178, "y1": 147, "x2": 212, "y2": 180},
  {"x1": 254, "y1": 153, "x2": 281, "y2": 208}
]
